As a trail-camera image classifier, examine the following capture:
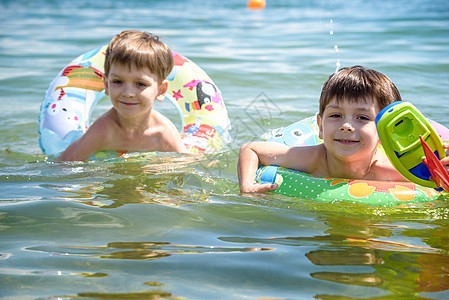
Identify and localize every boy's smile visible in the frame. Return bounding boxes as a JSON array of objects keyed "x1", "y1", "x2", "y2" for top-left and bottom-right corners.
[
  {"x1": 119, "y1": 101, "x2": 139, "y2": 106},
  {"x1": 335, "y1": 138, "x2": 359, "y2": 144},
  {"x1": 318, "y1": 98, "x2": 380, "y2": 162}
]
